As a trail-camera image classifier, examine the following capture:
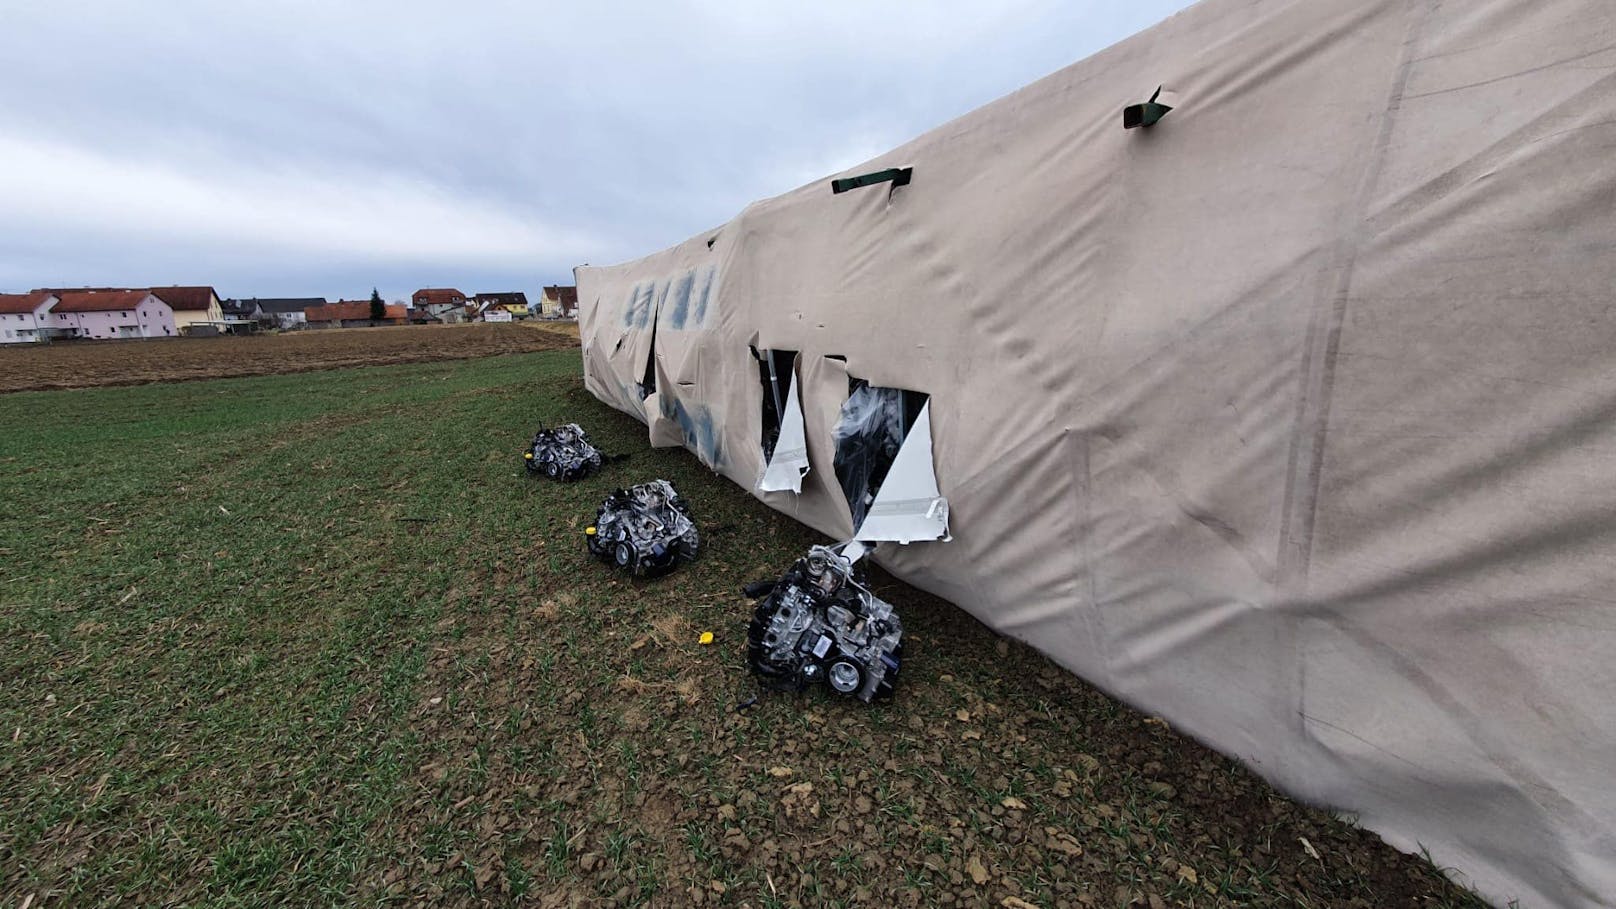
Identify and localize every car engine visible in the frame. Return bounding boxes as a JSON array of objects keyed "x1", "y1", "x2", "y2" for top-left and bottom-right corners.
[
  {"x1": 585, "y1": 479, "x2": 700, "y2": 576},
  {"x1": 526, "y1": 422, "x2": 604, "y2": 481},
  {"x1": 745, "y1": 545, "x2": 903, "y2": 702}
]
